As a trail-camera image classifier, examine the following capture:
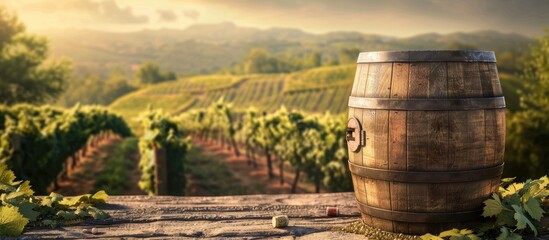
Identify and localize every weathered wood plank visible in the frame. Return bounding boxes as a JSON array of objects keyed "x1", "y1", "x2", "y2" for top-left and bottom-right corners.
[
  {"x1": 406, "y1": 62, "x2": 431, "y2": 234},
  {"x1": 23, "y1": 193, "x2": 365, "y2": 239},
  {"x1": 361, "y1": 63, "x2": 390, "y2": 230},
  {"x1": 356, "y1": 63, "x2": 373, "y2": 226},
  {"x1": 389, "y1": 62, "x2": 409, "y2": 233}
]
